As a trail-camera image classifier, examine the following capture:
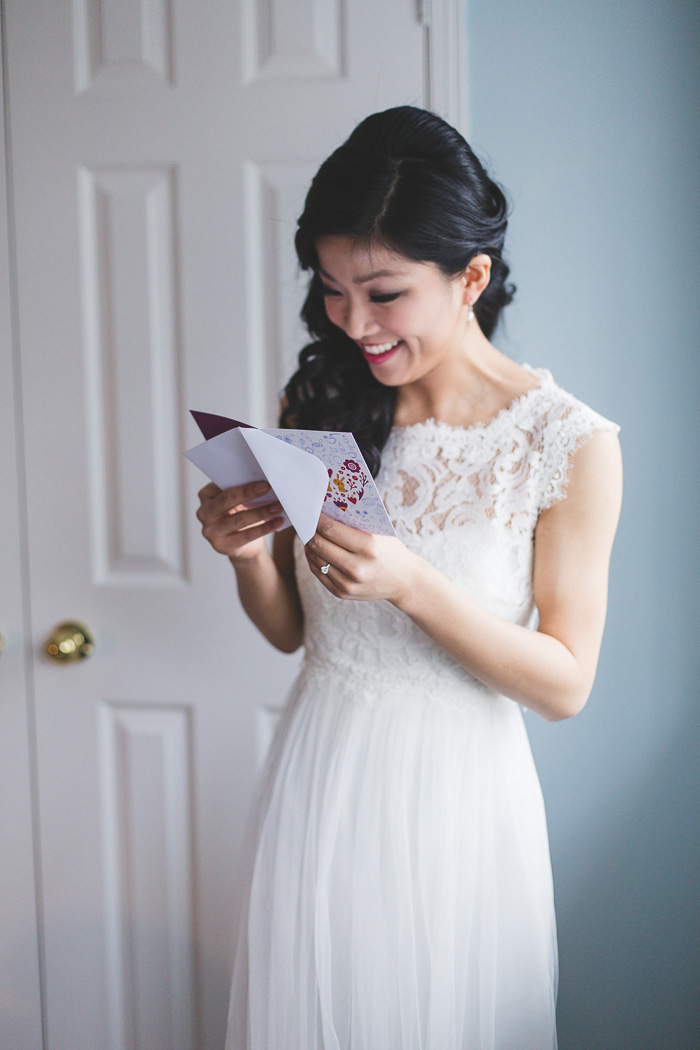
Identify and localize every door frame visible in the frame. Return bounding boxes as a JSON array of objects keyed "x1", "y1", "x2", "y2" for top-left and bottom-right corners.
[{"x1": 0, "y1": 4, "x2": 45, "y2": 1046}]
